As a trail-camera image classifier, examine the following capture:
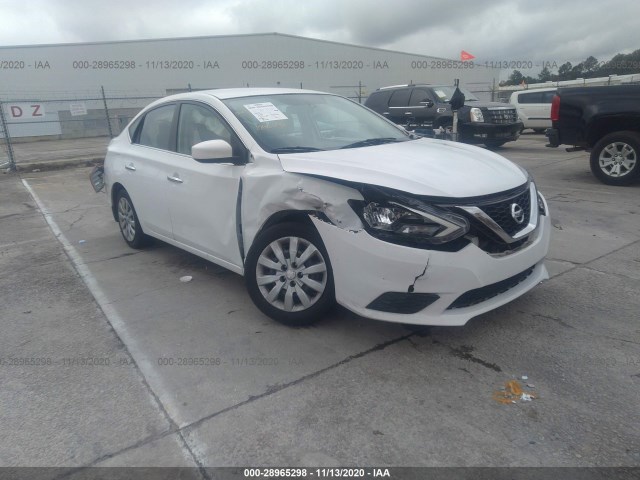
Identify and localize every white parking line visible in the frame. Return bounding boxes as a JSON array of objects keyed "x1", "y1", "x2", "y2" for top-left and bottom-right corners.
[{"x1": 21, "y1": 178, "x2": 190, "y2": 431}]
